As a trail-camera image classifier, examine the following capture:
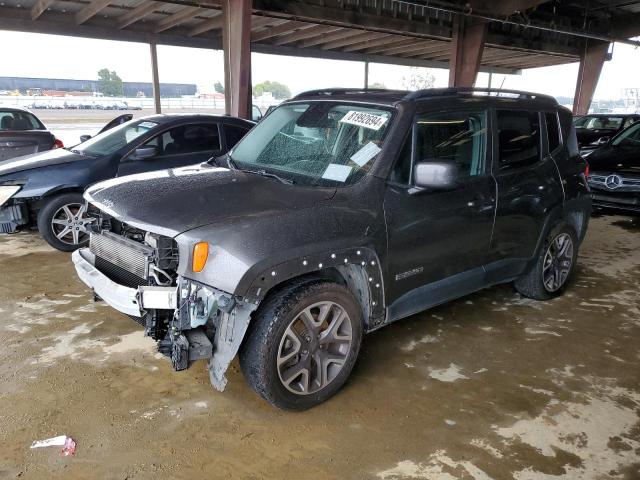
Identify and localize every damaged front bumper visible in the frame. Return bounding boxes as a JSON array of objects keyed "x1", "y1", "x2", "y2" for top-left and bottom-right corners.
[
  {"x1": 0, "y1": 201, "x2": 28, "y2": 234},
  {"x1": 72, "y1": 248, "x2": 178, "y2": 317},
  {"x1": 72, "y1": 247, "x2": 256, "y2": 392}
]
